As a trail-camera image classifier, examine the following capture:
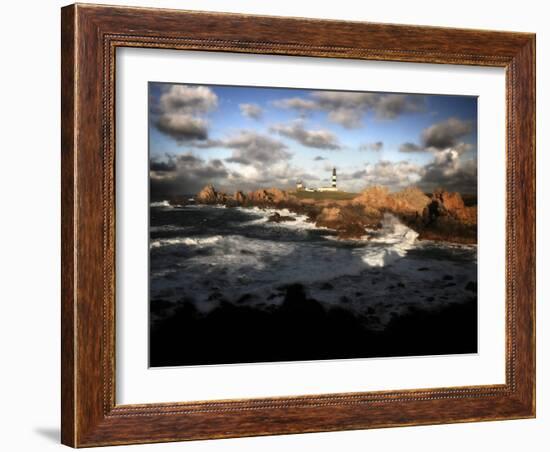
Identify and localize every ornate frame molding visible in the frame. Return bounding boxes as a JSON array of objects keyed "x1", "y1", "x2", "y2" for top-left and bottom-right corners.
[{"x1": 62, "y1": 4, "x2": 535, "y2": 447}]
